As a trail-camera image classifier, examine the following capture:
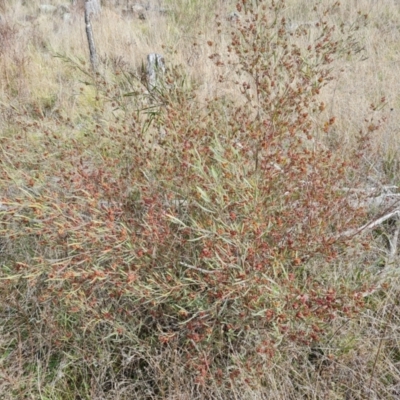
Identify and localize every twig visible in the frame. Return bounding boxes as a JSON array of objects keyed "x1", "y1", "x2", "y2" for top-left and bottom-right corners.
[
  {"x1": 339, "y1": 210, "x2": 400, "y2": 239},
  {"x1": 180, "y1": 261, "x2": 219, "y2": 274}
]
